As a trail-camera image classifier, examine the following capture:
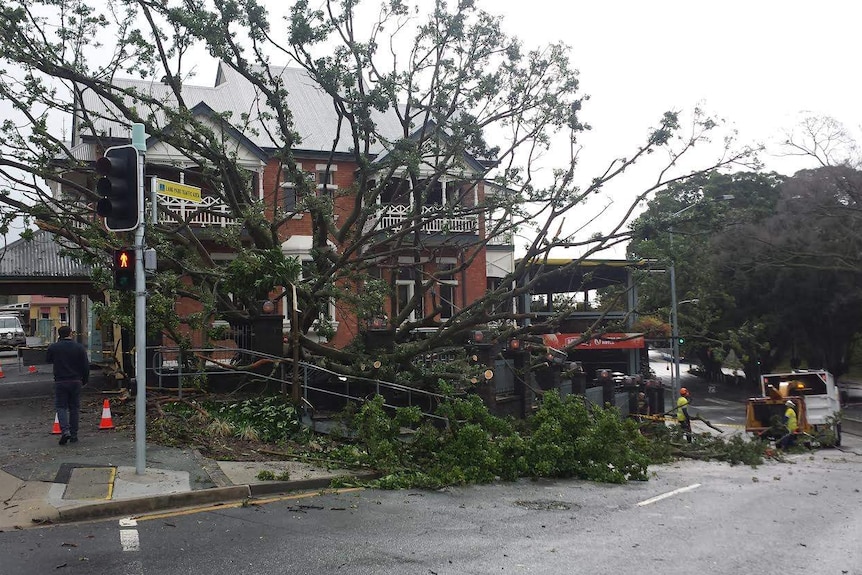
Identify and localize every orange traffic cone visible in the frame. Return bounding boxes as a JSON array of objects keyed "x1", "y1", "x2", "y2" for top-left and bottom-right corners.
[
  {"x1": 98, "y1": 399, "x2": 115, "y2": 430},
  {"x1": 0, "y1": 363, "x2": 4, "y2": 378},
  {"x1": 28, "y1": 365, "x2": 38, "y2": 374},
  {"x1": 52, "y1": 413, "x2": 61, "y2": 435}
]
